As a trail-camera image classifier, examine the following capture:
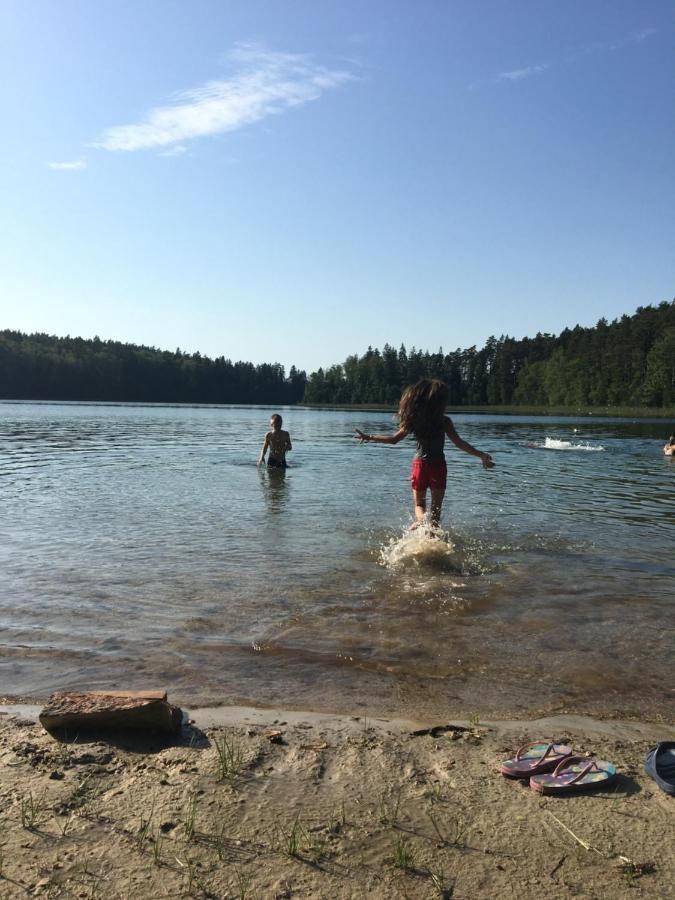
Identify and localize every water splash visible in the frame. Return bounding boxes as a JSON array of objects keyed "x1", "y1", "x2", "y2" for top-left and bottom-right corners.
[
  {"x1": 379, "y1": 524, "x2": 461, "y2": 572},
  {"x1": 529, "y1": 437, "x2": 605, "y2": 452}
]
